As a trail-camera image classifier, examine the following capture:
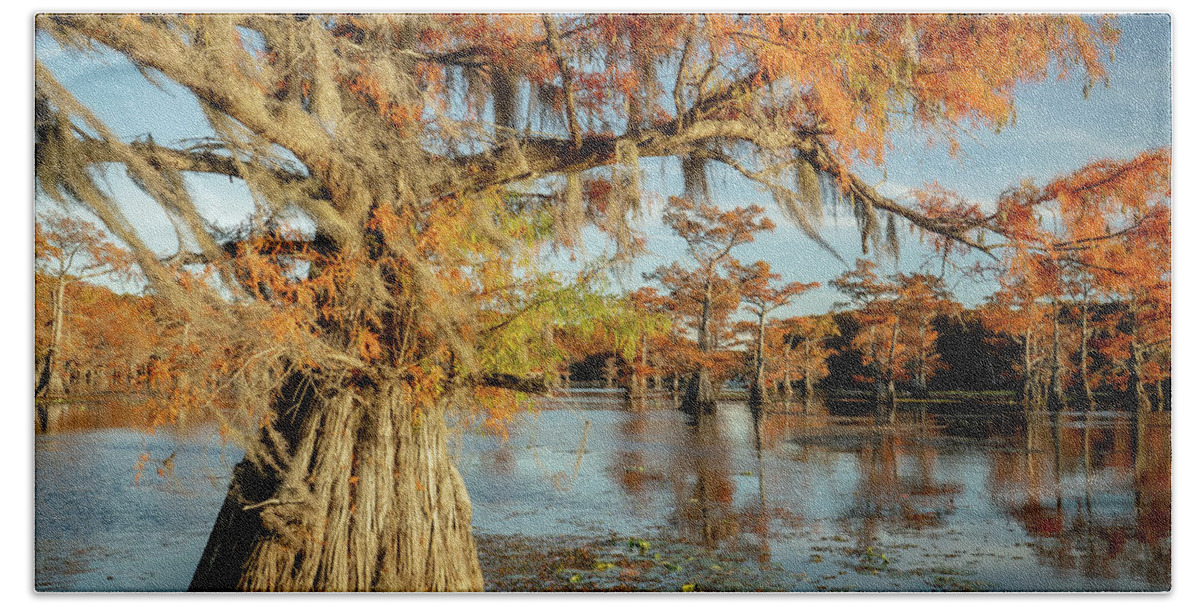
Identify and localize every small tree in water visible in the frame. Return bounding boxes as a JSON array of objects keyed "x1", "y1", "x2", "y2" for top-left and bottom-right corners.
[
  {"x1": 967, "y1": 150, "x2": 1171, "y2": 412},
  {"x1": 831, "y1": 260, "x2": 900, "y2": 418},
  {"x1": 831, "y1": 264, "x2": 955, "y2": 422},
  {"x1": 770, "y1": 315, "x2": 840, "y2": 413},
  {"x1": 35, "y1": 211, "x2": 135, "y2": 398},
  {"x1": 647, "y1": 197, "x2": 774, "y2": 415},
  {"x1": 731, "y1": 260, "x2": 818, "y2": 412},
  {"x1": 894, "y1": 273, "x2": 957, "y2": 398}
]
